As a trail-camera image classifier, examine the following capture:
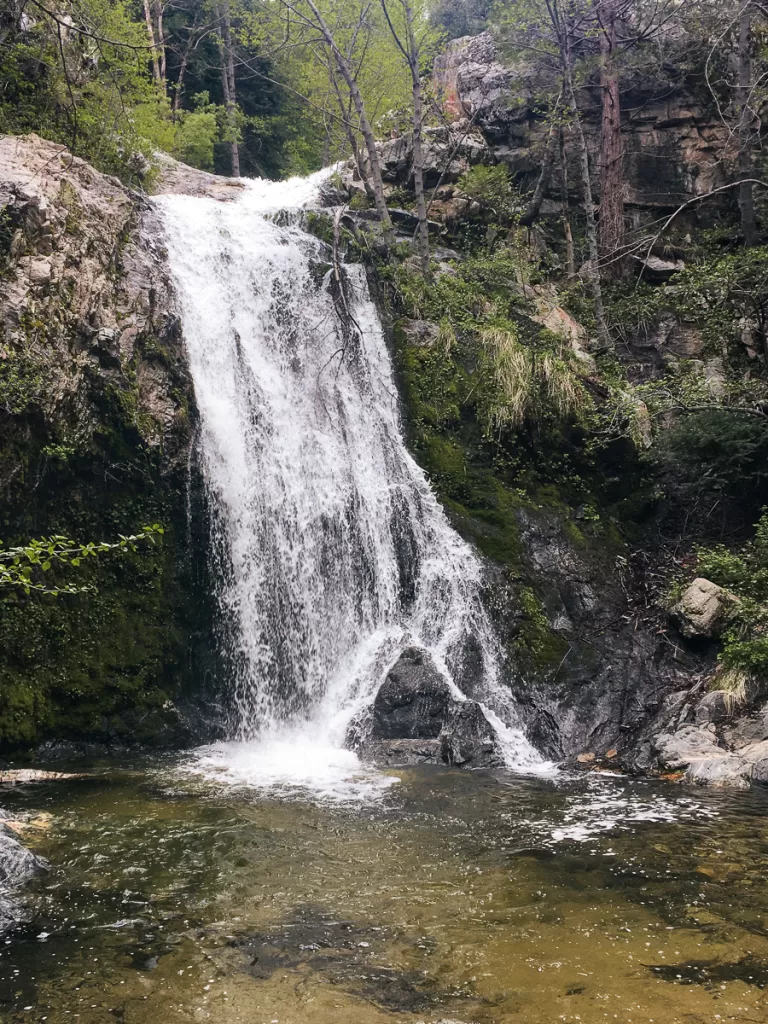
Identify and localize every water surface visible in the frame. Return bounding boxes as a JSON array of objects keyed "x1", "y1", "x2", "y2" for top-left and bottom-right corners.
[{"x1": 2, "y1": 760, "x2": 768, "y2": 1023}]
